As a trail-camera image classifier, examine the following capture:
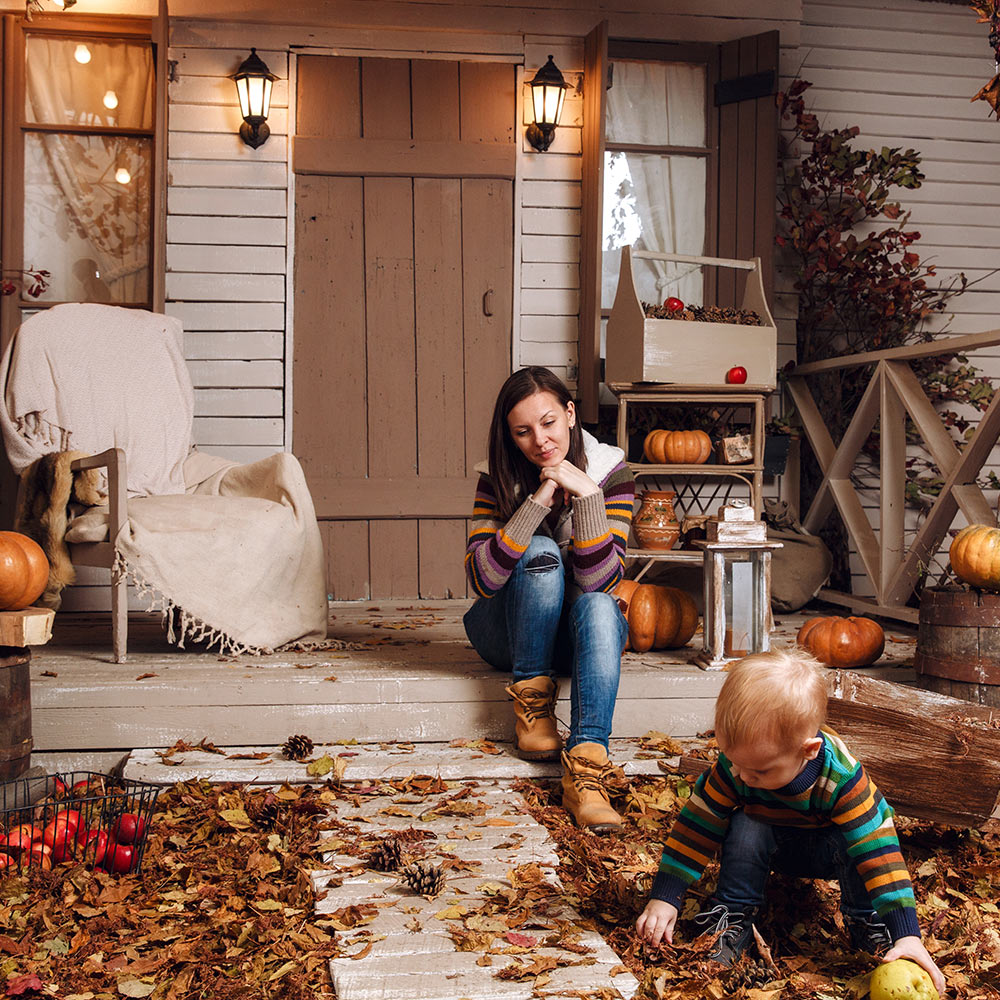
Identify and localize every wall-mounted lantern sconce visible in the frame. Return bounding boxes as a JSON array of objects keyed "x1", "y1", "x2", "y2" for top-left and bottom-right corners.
[
  {"x1": 232, "y1": 48, "x2": 276, "y2": 149},
  {"x1": 526, "y1": 54, "x2": 569, "y2": 152}
]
